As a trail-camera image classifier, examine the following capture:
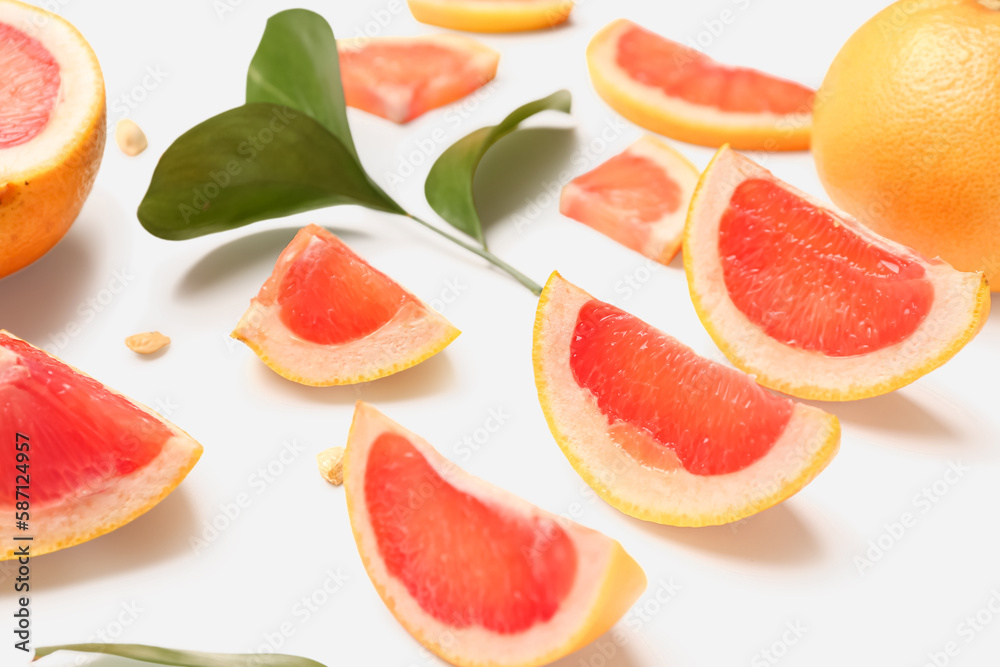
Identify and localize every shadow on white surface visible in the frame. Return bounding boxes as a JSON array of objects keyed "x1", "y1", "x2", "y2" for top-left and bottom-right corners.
[
  {"x1": 0, "y1": 232, "x2": 95, "y2": 343},
  {"x1": 30, "y1": 489, "x2": 196, "y2": 591},
  {"x1": 471, "y1": 127, "x2": 577, "y2": 231},
  {"x1": 551, "y1": 625, "x2": 661, "y2": 667},
  {"x1": 632, "y1": 503, "x2": 823, "y2": 568},
  {"x1": 807, "y1": 389, "x2": 957, "y2": 443},
  {"x1": 248, "y1": 347, "x2": 458, "y2": 405},
  {"x1": 175, "y1": 225, "x2": 372, "y2": 299}
]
